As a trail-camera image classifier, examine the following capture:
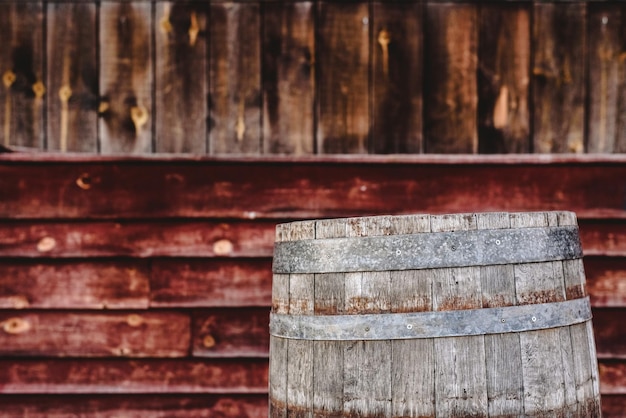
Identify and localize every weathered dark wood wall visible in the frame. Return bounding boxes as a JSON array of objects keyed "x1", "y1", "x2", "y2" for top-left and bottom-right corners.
[
  {"x1": 1, "y1": 154, "x2": 626, "y2": 416},
  {"x1": 2, "y1": 0, "x2": 626, "y2": 154}
]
